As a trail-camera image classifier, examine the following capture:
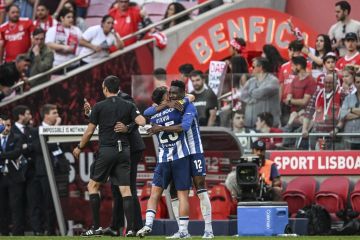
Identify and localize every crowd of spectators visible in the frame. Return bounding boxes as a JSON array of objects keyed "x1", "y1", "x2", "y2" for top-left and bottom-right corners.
[
  {"x1": 0, "y1": 0, "x2": 197, "y2": 101},
  {"x1": 0, "y1": 0, "x2": 360, "y2": 153}
]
